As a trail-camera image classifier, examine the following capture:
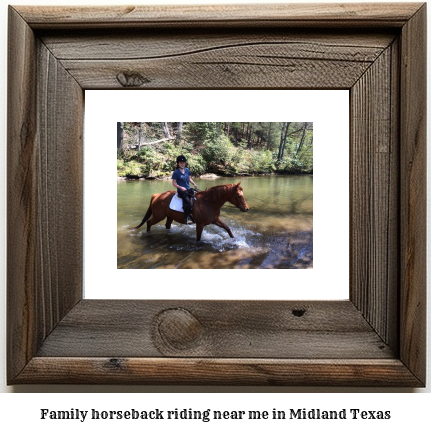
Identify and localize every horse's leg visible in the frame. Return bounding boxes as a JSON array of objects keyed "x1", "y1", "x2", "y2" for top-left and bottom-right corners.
[
  {"x1": 196, "y1": 223, "x2": 205, "y2": 241},
  {"x1": 213, "y1": 217, "x2": 234, "y2": 238},
  {"x1": 165, "y1": 216, "x2": 173, "y2": 229},
  {"x1": 146, "y1": 209, "x2": 166, "y2": 232}
]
